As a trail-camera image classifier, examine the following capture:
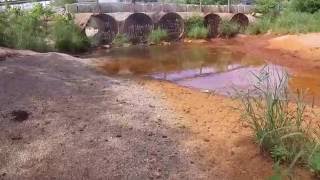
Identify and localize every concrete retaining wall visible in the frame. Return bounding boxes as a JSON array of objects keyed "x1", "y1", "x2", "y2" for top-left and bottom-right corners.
[{"x1": 66, "y1": 2, "x2": 254, "y2": 14}]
